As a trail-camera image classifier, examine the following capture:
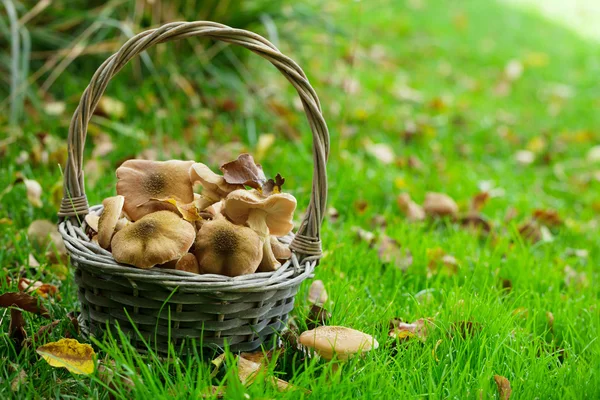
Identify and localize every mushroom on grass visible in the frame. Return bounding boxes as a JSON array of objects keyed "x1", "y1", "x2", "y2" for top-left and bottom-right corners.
[
  {"x1": 111, "y1": 211, "x2": 196, "y2": 269},
  {"x1": 224, "y1": 189, "x2": 296, "y2": 272},
  {"x1": 299, "y1": 326, "x2": 379, "y2": 373},
  {"x1": 97, "y1": 195, "x2": 125, "y2": 249},
  {"x1": 116, "y1": 159, "x2": 194, "y2": 221},
  {"x1": 190, "y1": 163, "x2": 243, "y2": 211},
  {"x1": 194, "y1": 215, "x2": 263, "y2": 277}
]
